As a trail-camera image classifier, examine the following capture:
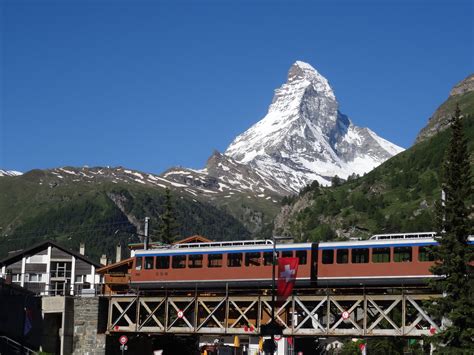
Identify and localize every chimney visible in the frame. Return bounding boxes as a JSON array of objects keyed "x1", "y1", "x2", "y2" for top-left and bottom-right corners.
[
  {"x1": 100, "y1": 254, "x2": 107, "y2": 266},
  {"x1": 115, "y1": 244, "x2": 122, "y2": 263},
  {"x1": 79, "y1": 243, "x2": 85, "y2": 255}
]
